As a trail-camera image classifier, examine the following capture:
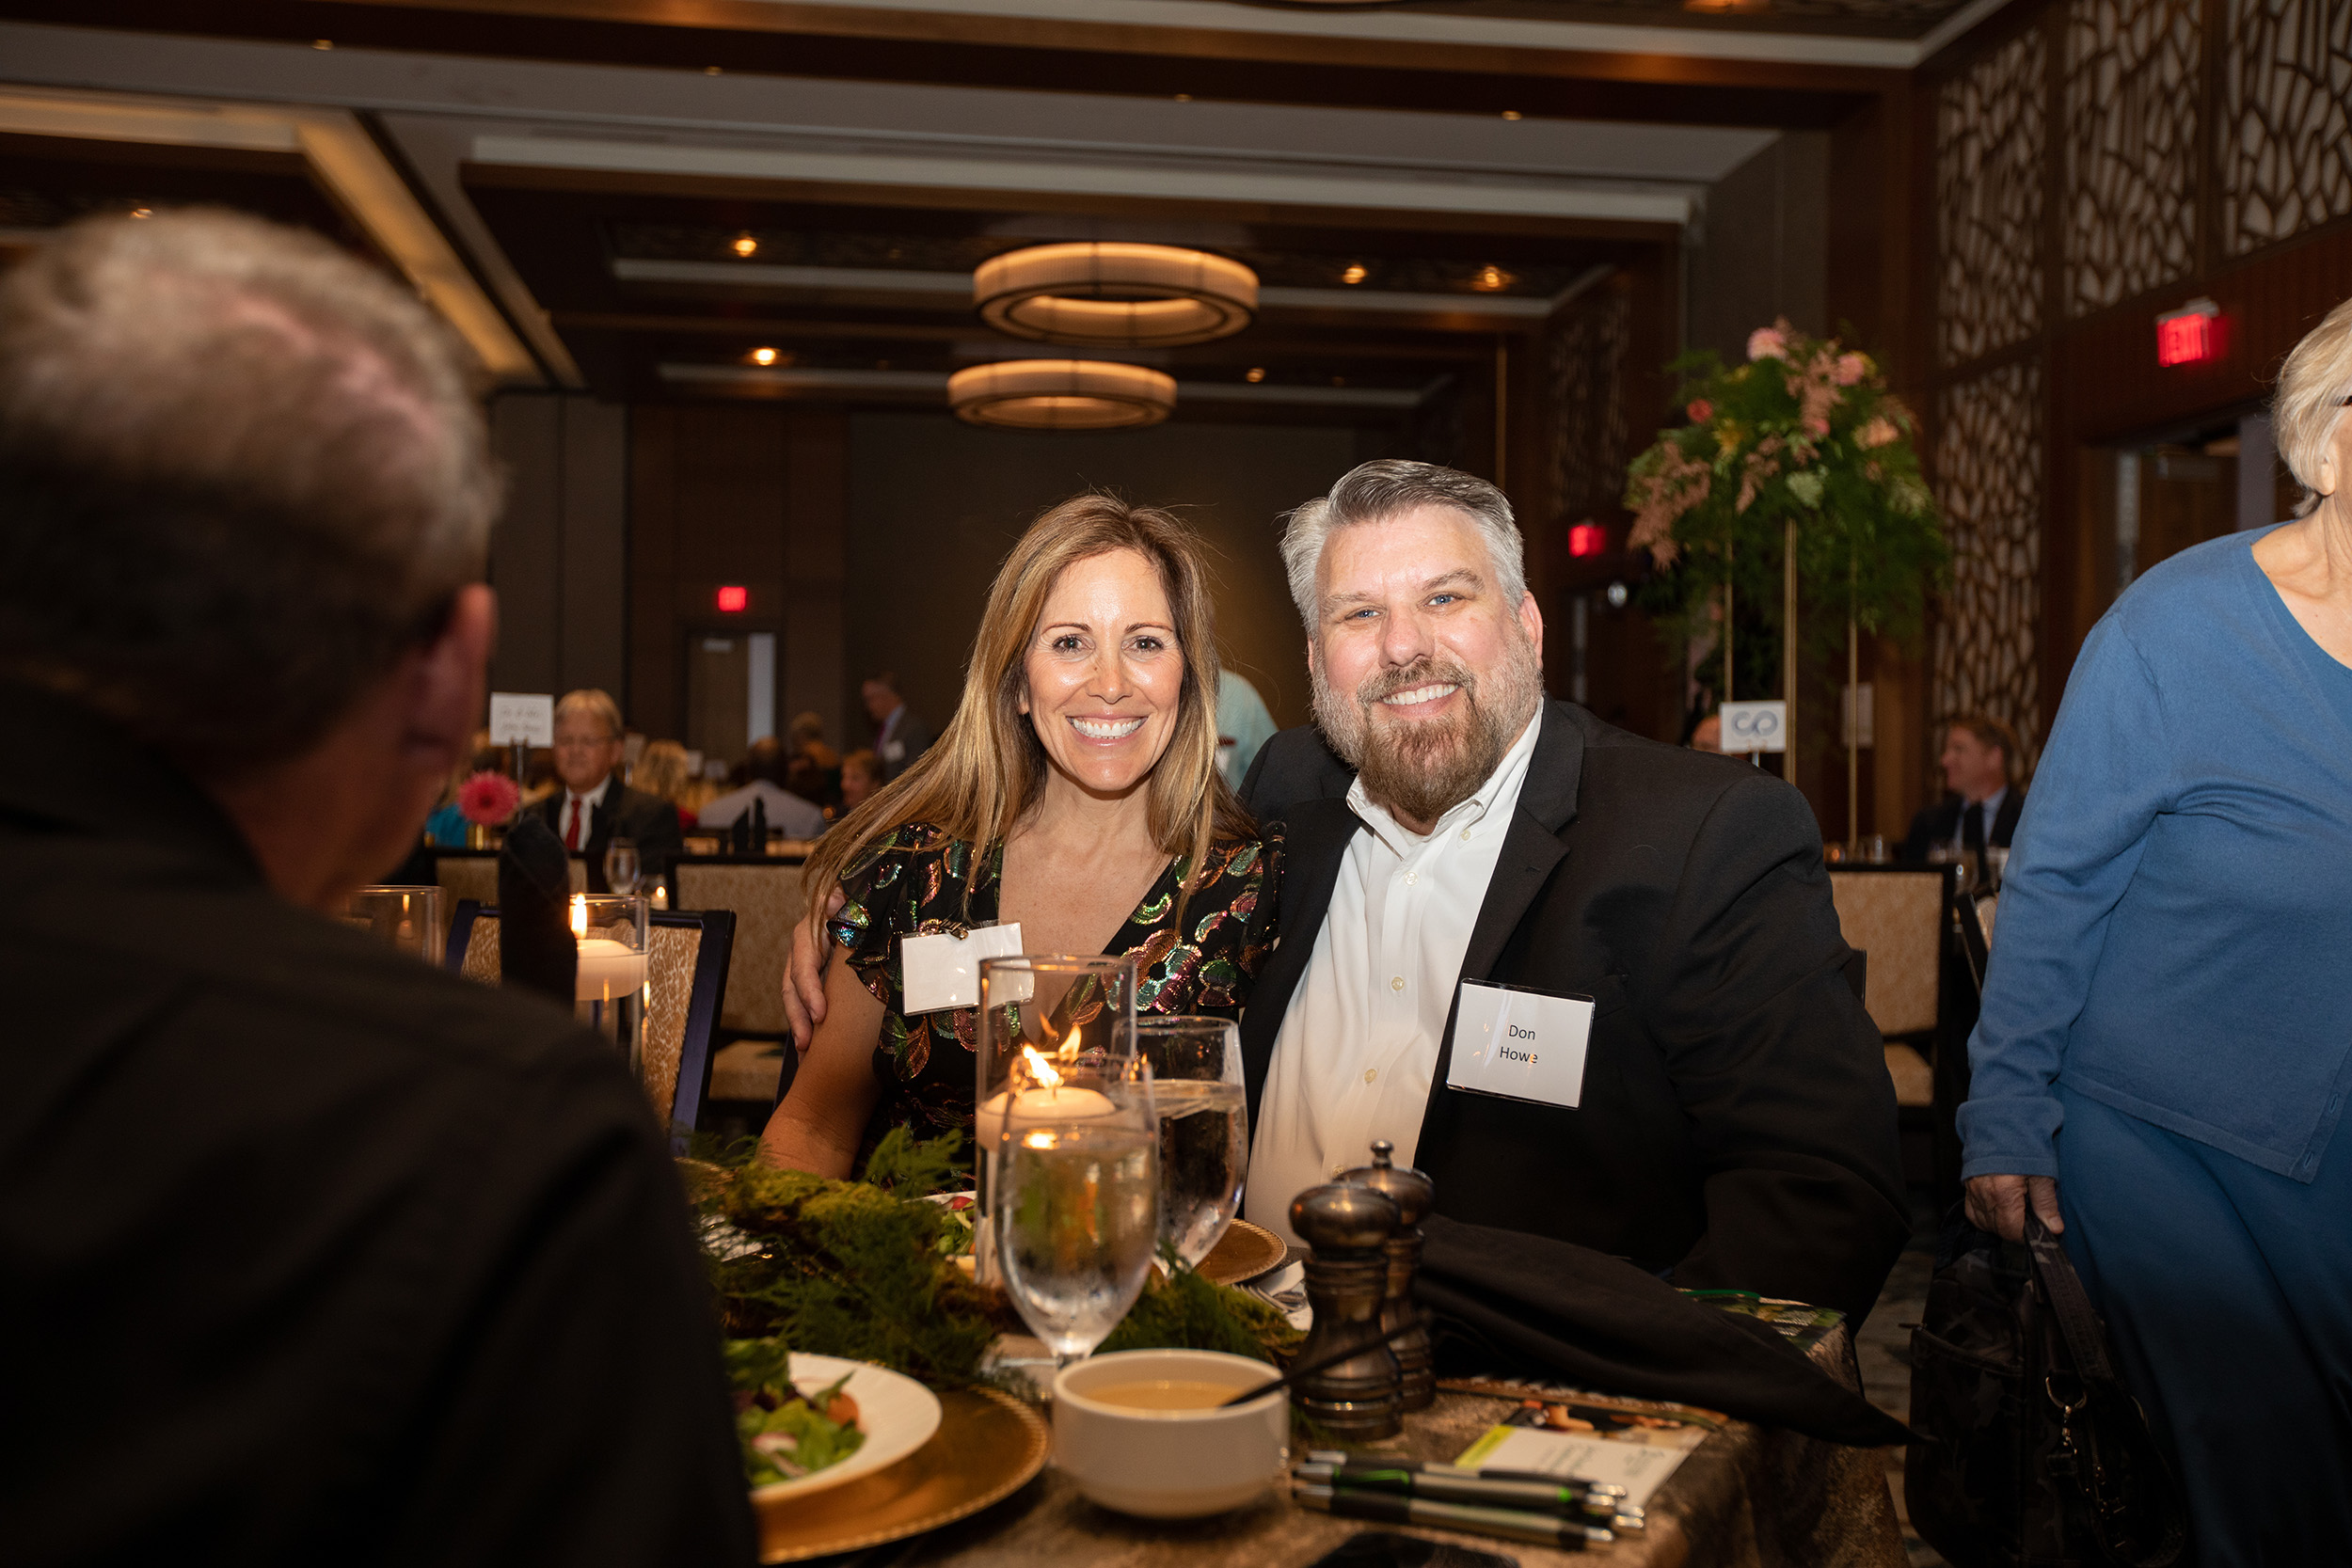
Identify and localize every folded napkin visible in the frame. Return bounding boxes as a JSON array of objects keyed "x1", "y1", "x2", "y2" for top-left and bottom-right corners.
[
  {"x1": 1414, "y1": 1213, "x2": 1912, "y2": 1448},
  {"x1": 498, "y1": 814, "x2": 577, "y2": 1005}
]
